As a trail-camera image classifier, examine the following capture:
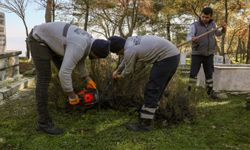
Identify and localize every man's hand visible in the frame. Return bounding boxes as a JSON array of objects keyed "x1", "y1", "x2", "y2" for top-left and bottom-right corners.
[
  {"x1": 86, "y1": 79, "x2": 97, "y2": 89},
  {"x1": 220, "y1": 20, "x2": 227, "y2": 32},
  {"x1": 83, "y1": 76, "x2": 97, "y2": 89},
  {"x1": 192, "y1": 36, "x2": 199, "y2": 43},
  {"x1": 112, "y1": 70, "x2": 122, "y2": 80},
  {"x1": 68, "y1": 92, "x2": 80, "y2": 105}
]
